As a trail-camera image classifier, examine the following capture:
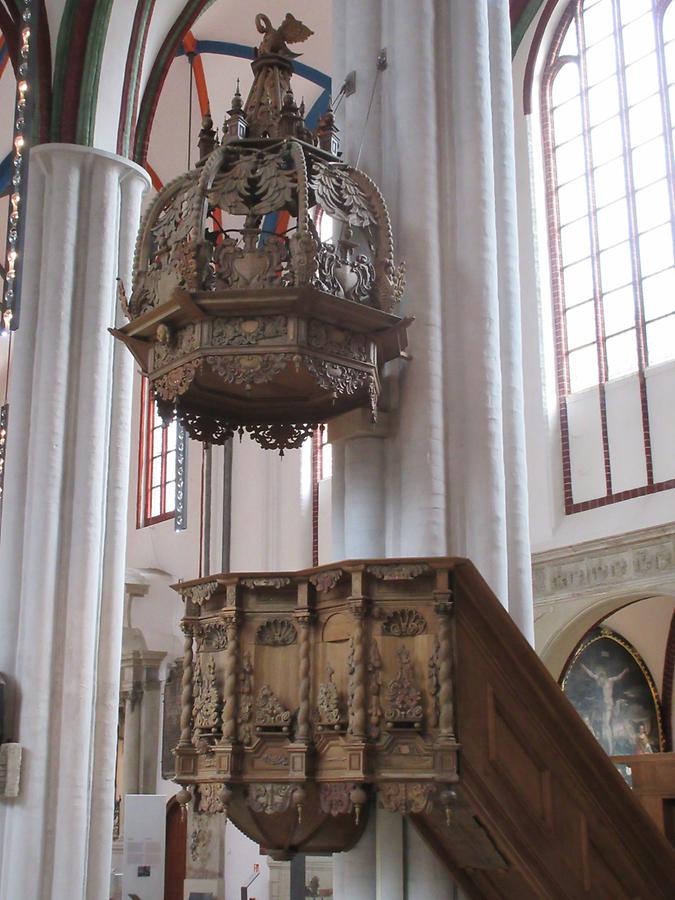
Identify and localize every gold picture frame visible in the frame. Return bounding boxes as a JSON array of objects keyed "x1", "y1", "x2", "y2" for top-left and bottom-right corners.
[{"x1": 561, "y1": 626, "x2": 665, "y2": 756}]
